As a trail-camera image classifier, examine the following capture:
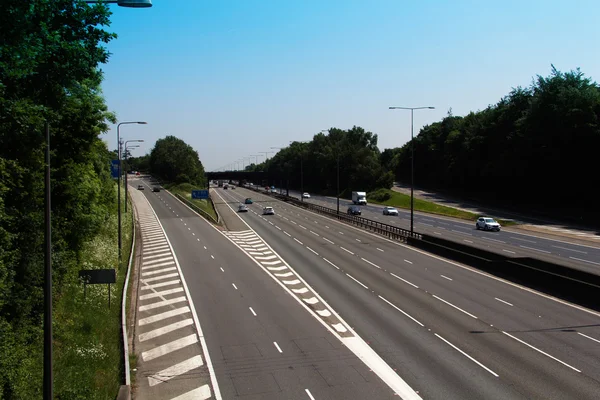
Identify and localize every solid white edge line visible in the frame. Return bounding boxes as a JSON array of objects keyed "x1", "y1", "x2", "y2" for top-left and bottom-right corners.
[
  {"x1": 141, "y1": 194, "x2": 223, "y2": 400},
  {"x1": 432, "y1": 295, "x2": 478, "y2": 319},
  {"x1": 205, "y1": 188, "x2": 423, "y2": 399},
  {"x1": 501, "y1": 331, "x2": 581, "y2": 372},
  {"x1": 435, "y1": 333, "x2": 499, "y2": 377}
]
